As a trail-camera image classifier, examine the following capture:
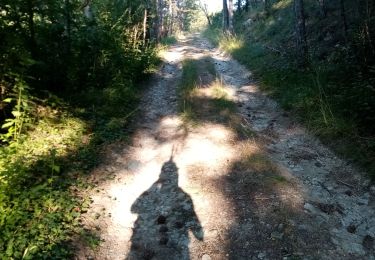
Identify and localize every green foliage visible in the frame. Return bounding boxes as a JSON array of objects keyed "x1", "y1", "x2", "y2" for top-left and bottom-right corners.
[
  {"x1": 0, "y1": 107, "x2": 86, "y2": 258},
  {"x1": 161, "y1": 36, "x2": 178, "y2": 46},
  {"x1": 0, "y1": 0, "x2": 162, "y2": 258},
  {"x1": 1, "y1": 78, "x2": 33, "y2": 143},
  {"x1": 178, "y1": 59, "x2": 199, "y2": 122}
]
